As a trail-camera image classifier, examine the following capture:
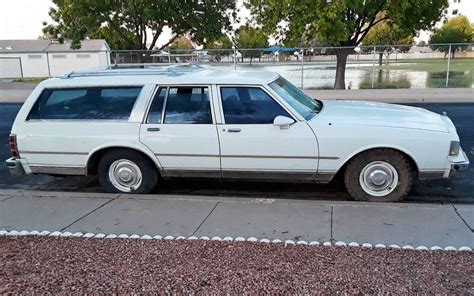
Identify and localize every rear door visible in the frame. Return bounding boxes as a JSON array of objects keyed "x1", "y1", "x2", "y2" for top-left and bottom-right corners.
[{"x1": 139, "y1": 85, "x2": 220, "y2": 177}]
